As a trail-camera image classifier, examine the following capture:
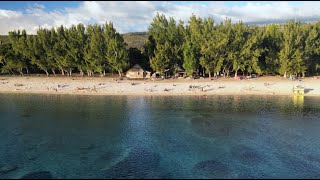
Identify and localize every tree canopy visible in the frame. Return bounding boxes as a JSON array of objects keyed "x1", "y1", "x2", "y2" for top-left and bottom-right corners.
[{"x1": 1, "y1": 15, "x2": 320, "y2": 78}]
